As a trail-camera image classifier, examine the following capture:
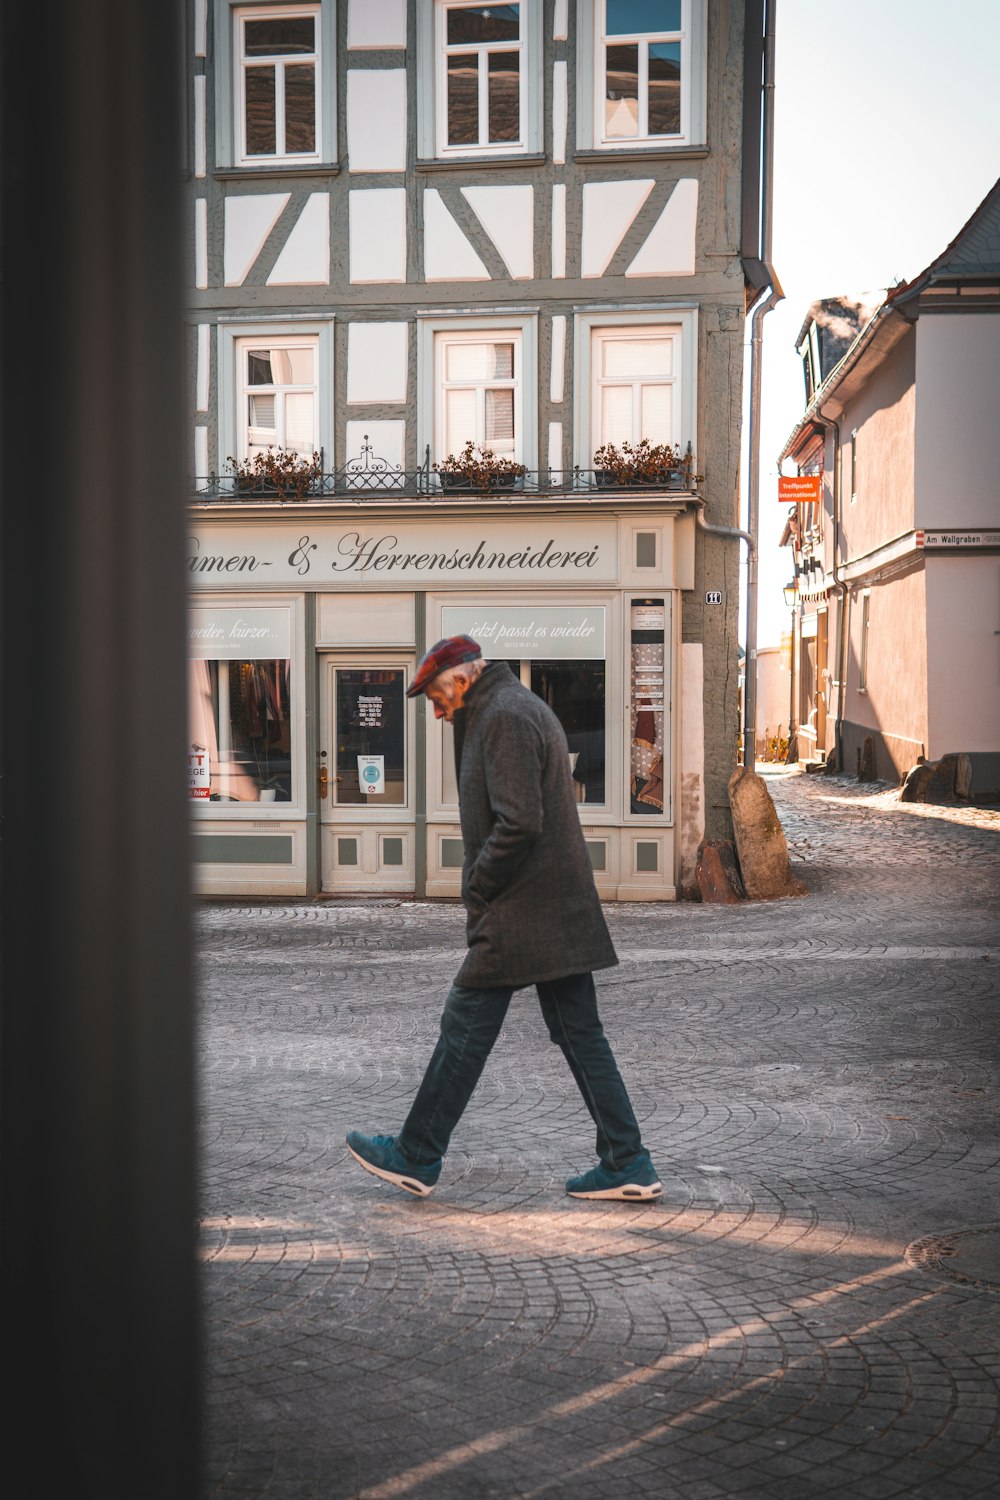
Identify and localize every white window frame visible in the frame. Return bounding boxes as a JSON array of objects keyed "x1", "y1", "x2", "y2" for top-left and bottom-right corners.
[
  {"x1": 591, "y1": 326, "x2": 681, "y2": 451},
  {"x1": 417, "y1": 312, "x2": 539, "y2": 472},
  {"x1": 435, "y1": 329, "x2": 522, "y2": 462},
  {"x1": 417, "y1": 2, "x2": 543, "y2": 160},
  {"x1": 576, "y1": 0, "x2": 706, "y2": 152},
  {"x1": 240, "y1": 335, "x2": 319, "y2": 459},
  {"x1": 217, "y1": 316, "x2": 335, "y2": 481},
  {"x1": 214, "y1": 0, "x2": 337, "y2": 170},
  {"x1": 573, "y1": 308, "x2": 697, "y2": 472},
  {"x1": 859, "y1": 589, "x2": 871, "y2": 692}
]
